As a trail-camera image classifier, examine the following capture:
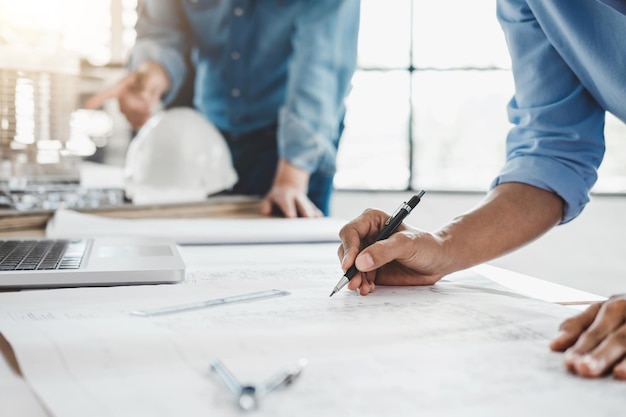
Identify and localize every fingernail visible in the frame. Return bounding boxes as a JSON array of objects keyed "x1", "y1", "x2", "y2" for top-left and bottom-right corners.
[
  {"x1": 564, "y1": 349, "x2": 579, "y2": 364},
  {"x1": 549, "y1": 331, "x2": 567, "y2": 350},
  {"x1": 355, "y1": 253, "x2": 374, "y2": 270},
  {"x1": 580, "y1": 355, "x2": 605, "y2": 375}
]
